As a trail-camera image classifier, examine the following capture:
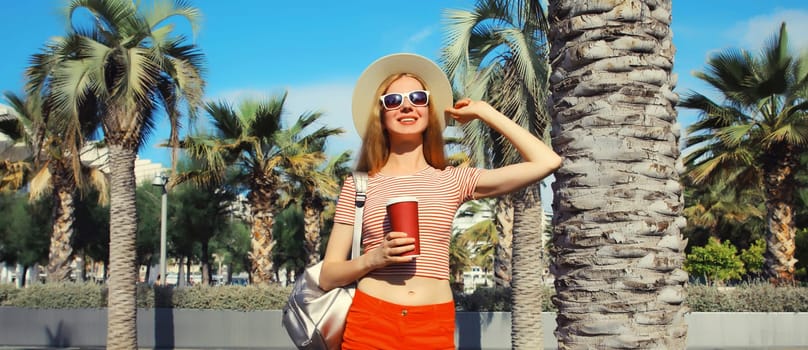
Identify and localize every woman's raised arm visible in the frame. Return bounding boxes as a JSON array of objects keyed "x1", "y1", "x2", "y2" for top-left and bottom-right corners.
[{"x1": 445, "y1": 99, "x2": 562, "y2": 199}]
